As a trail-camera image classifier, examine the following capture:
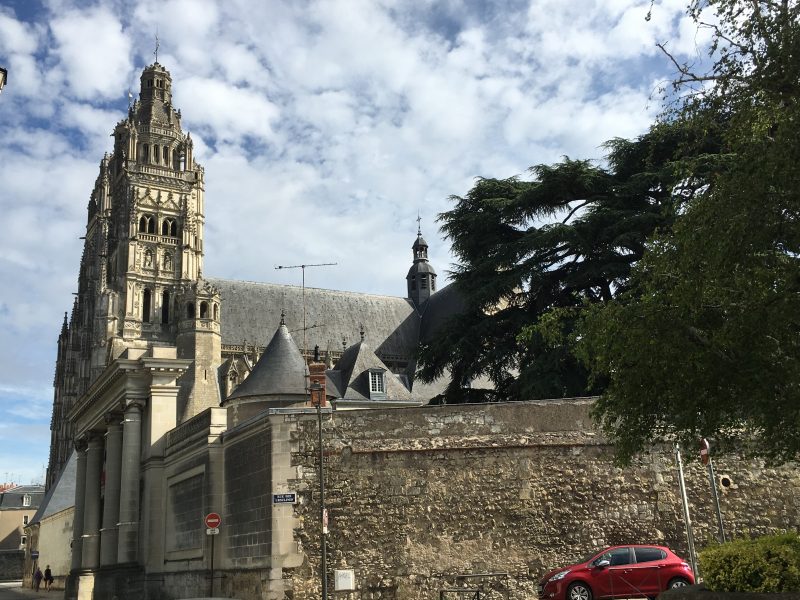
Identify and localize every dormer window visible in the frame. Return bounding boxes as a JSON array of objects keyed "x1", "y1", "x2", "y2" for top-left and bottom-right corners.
[
  {"x1": 369, "y1": 369, "x2": 385, "y2": 396},
  {"x1": 22, "y1": 494, "x2": 31, "y2": 507}
]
